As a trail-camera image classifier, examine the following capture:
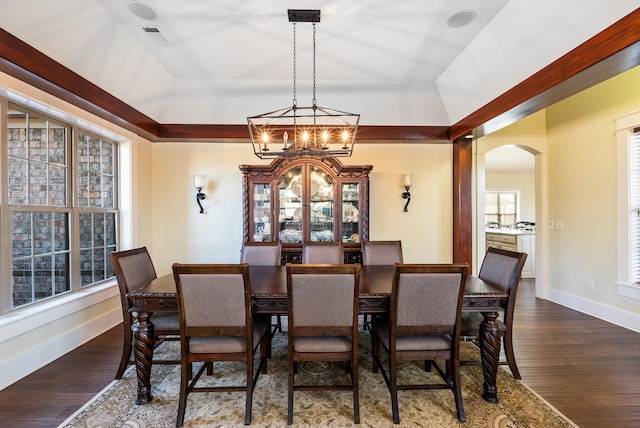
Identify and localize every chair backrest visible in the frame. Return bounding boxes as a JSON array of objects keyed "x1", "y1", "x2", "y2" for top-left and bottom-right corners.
[
  {"x1": 361, "y1": 240, "x2": 403, "y2": 265},
  {"x1": 240, "y1": 241, "x2": 282, "y2": 266},
  {"x1": 109, "y1": 247, "x2": 157, "y2": 324},
  {"x1": 286, "y1": 264, "x2": 360, "y2": 336},
  {"x1": 302, "y1": 241, "x2": 343, "y2": 264},
  {"x1": 477, "y1": 247, "x2": 527, "y2": 317},
  {"x1": 390, "y1": 264, "x2": 468, "y2": 337},
  {"x1": 478, "y1": 247, "x2": 527, "y2": 293},
  {"x1": 173, "y1": 264, "x2": 252, "y2": 339}
]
